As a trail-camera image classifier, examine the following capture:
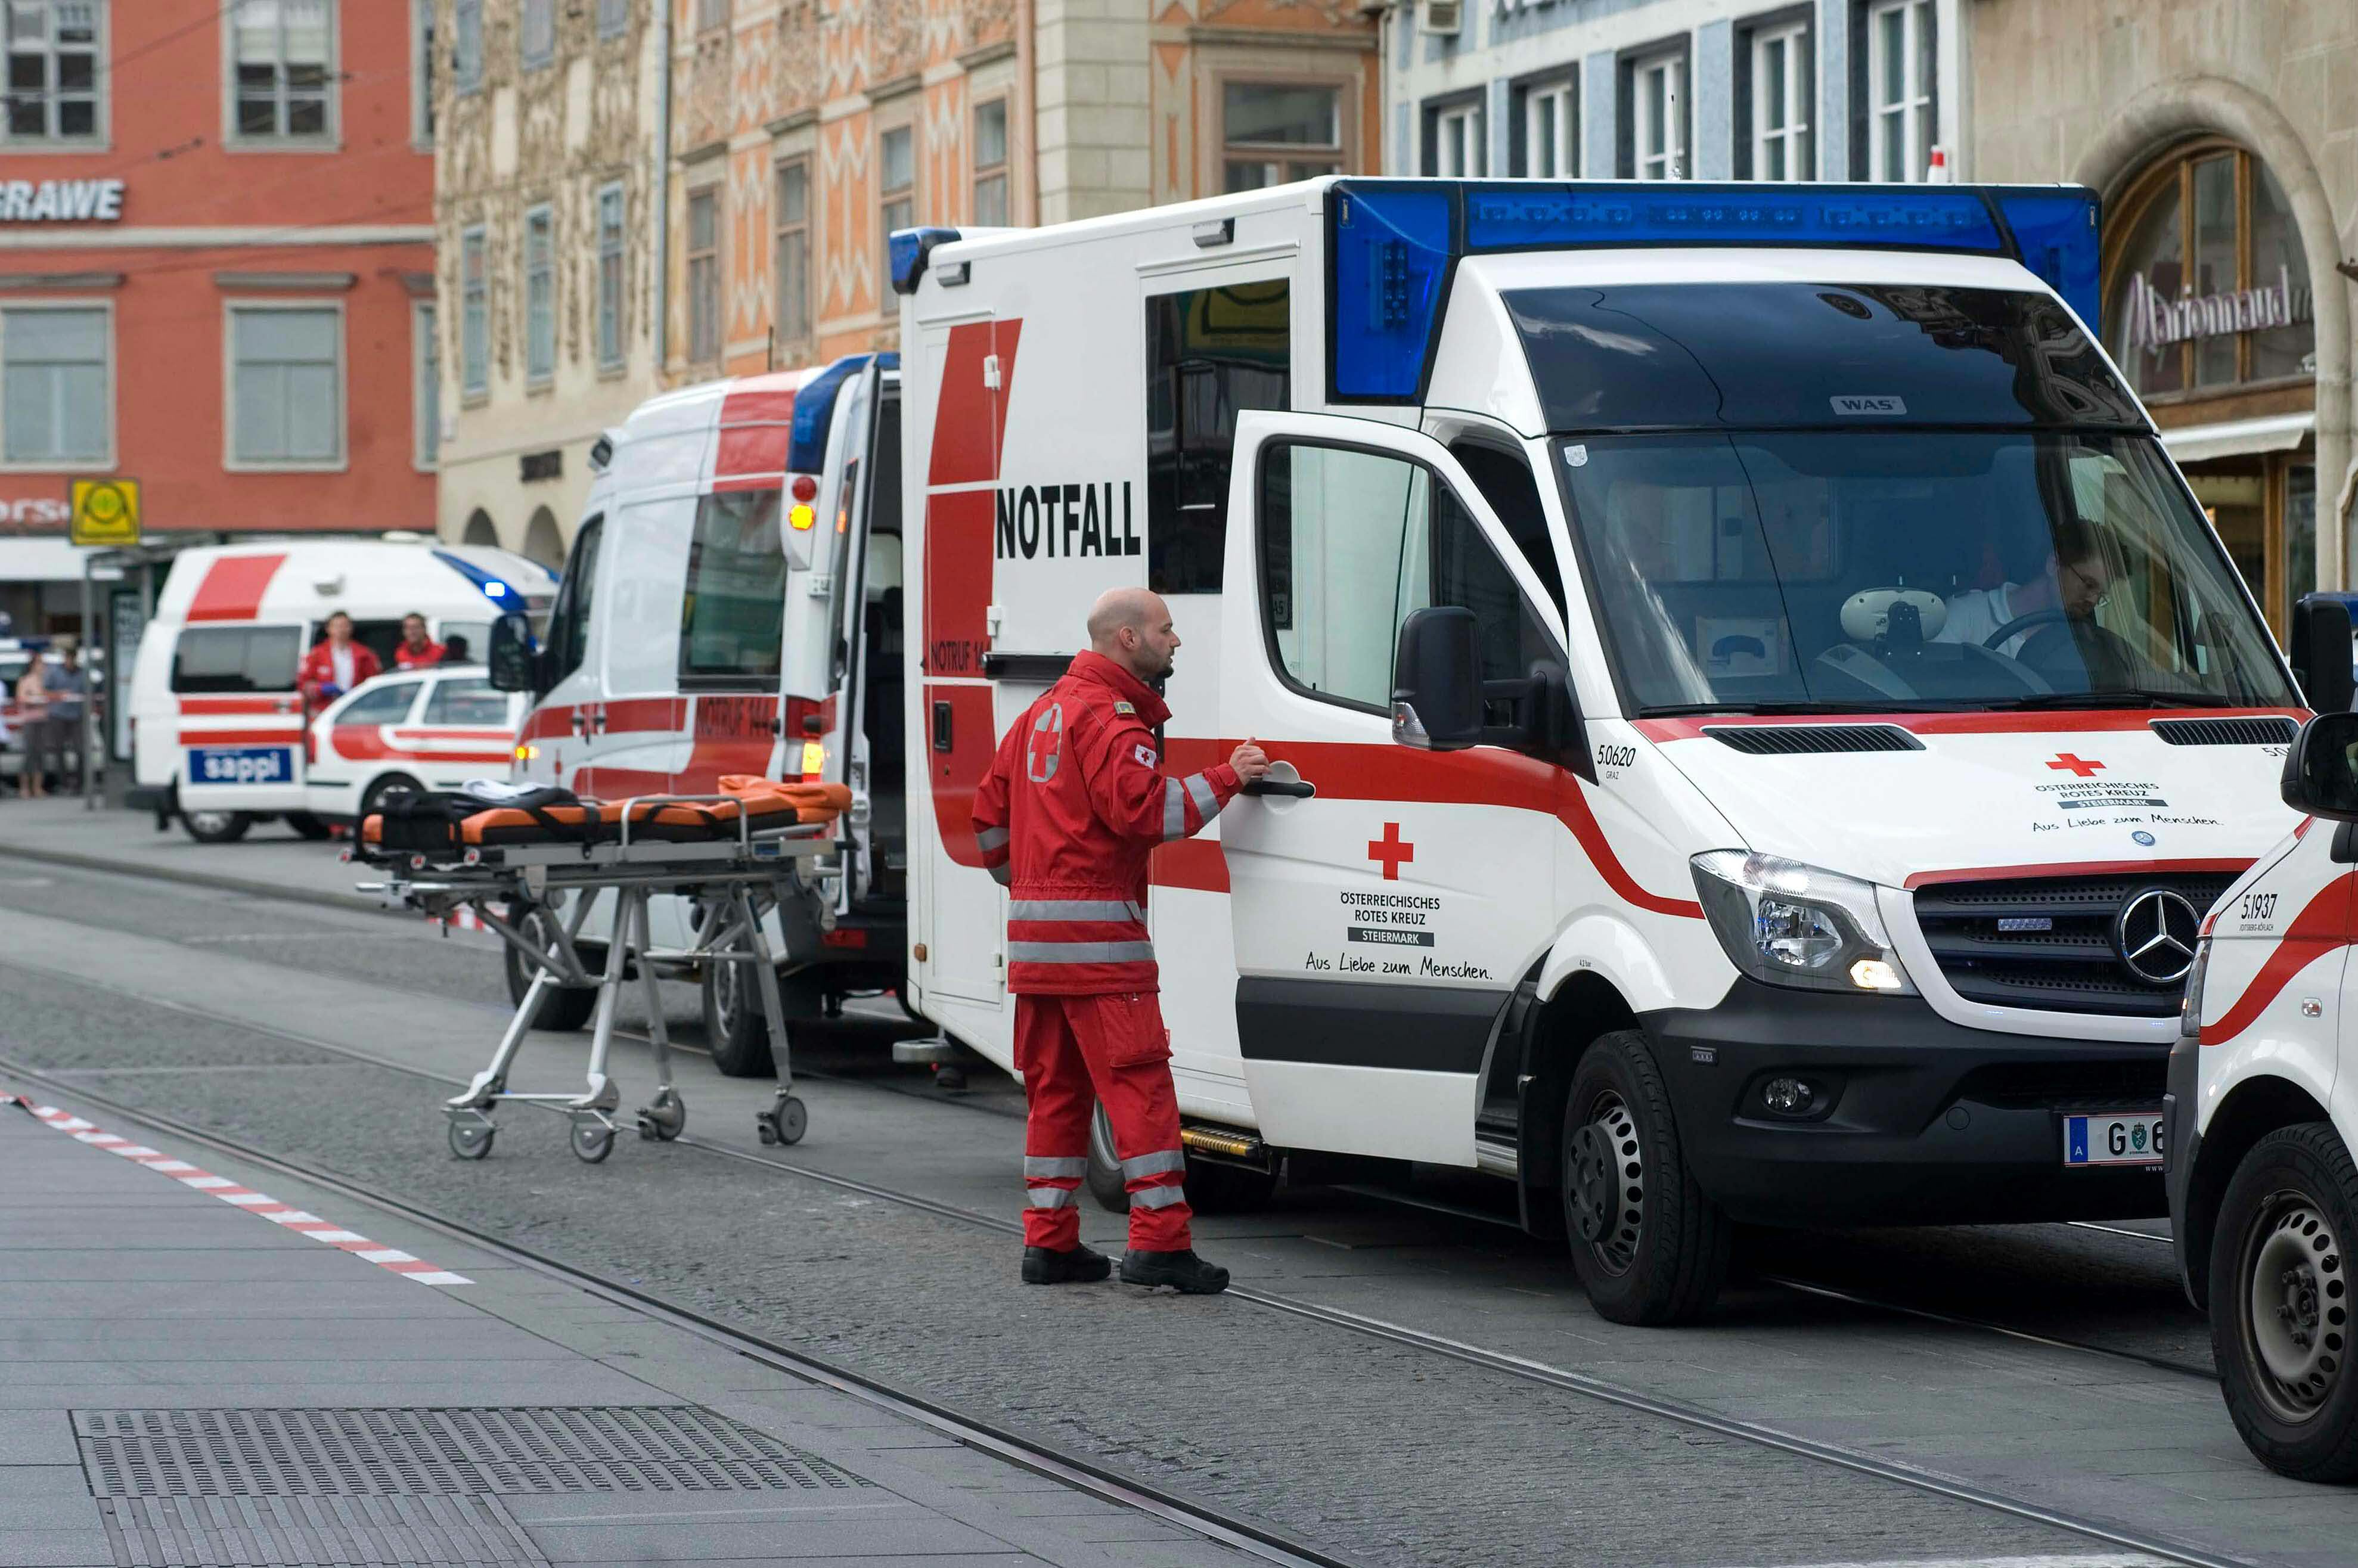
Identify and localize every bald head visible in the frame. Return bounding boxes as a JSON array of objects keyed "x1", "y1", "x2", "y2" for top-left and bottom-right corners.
[{"x1": 1087, "y1": 587, "x2": 1181, "y2": 684}]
